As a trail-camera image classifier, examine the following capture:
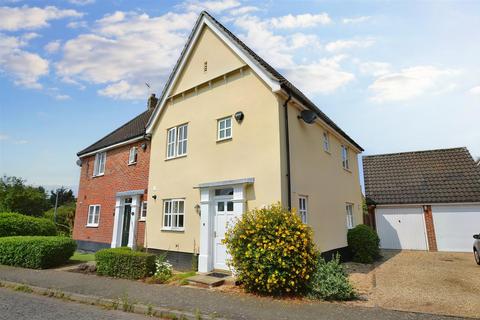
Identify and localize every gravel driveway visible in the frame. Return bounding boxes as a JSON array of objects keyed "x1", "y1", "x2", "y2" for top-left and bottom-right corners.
[{"x1": 346, "y1": 250, "x2": 480, "y2": 318}]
